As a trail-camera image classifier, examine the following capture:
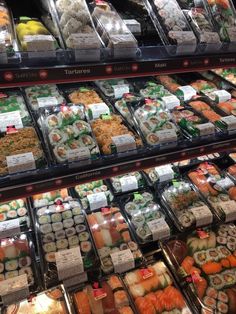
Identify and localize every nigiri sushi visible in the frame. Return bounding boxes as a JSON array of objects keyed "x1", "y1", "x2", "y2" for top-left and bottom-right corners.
[
  {"x1": 114, "y1": 290, "x2": 129, "y2": 308},
  {"x1": 108, "y1": 275, "x2": 123, "y2": 290},
  {"x1": 101, "y1": 281, "x2": 117, "y2": 313},
  {"x1": 74, "y1": 291, "x2": 91, "y2": 314},
  {"x1": 84, "y1": 285, "x2": 104, "y2": 314},
  {"x1": 135, "y1": 297, "x2": 155, "y2": 314},
  {"x1": 118, "y1": 306, "x2": 133, "y2": 314}
]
